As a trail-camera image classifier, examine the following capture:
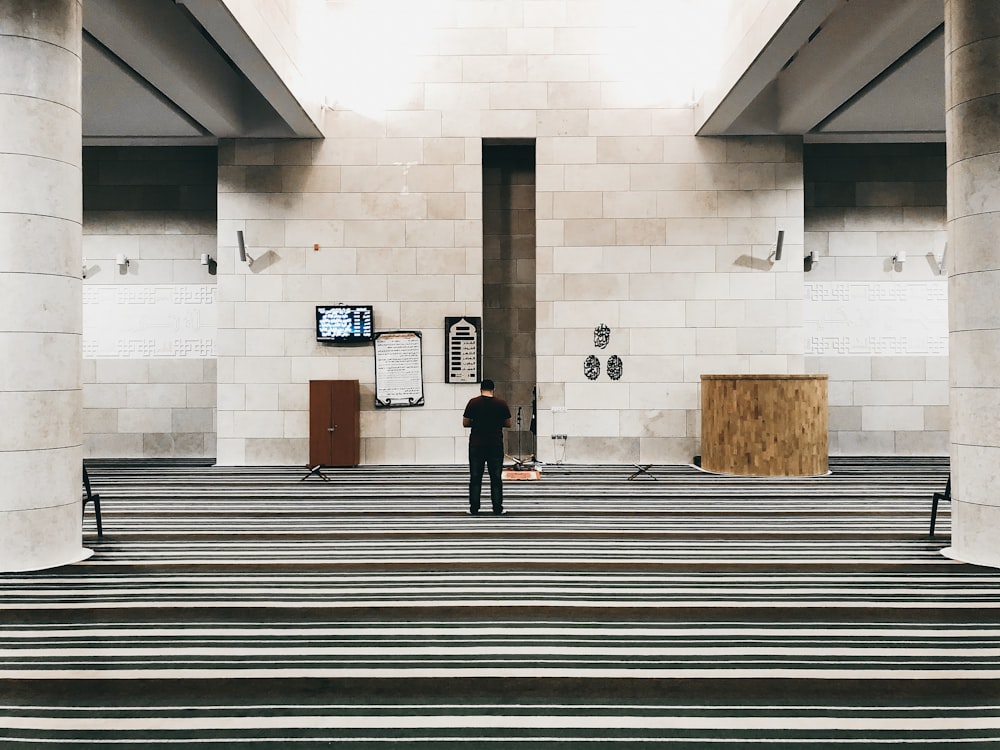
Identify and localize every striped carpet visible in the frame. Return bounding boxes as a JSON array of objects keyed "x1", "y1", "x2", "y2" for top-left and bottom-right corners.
[{"x1": 2, "y1": 457, "x2": 1000, "y2": 748}]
